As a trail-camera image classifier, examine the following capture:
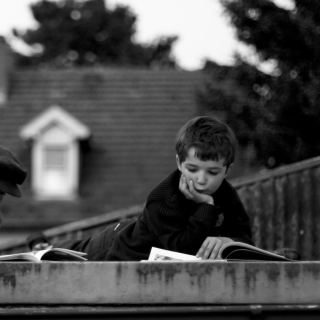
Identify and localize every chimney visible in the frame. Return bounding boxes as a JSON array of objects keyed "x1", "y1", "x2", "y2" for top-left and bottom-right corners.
[{"x1": 0, "y1": 36, "x2": 13, "y2": 105}]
